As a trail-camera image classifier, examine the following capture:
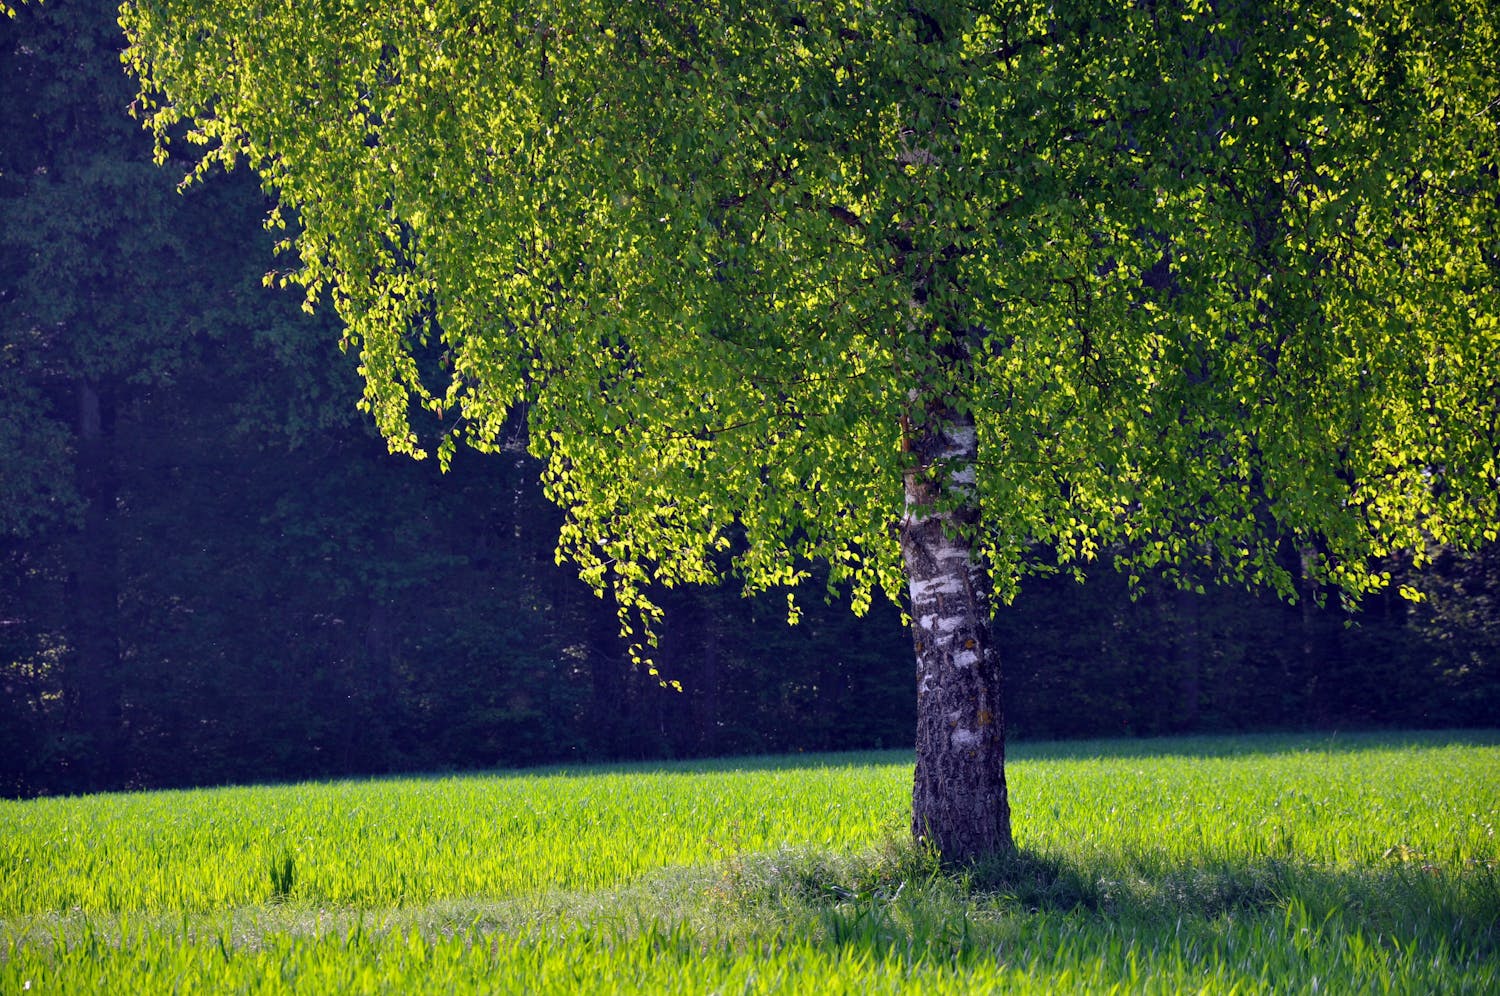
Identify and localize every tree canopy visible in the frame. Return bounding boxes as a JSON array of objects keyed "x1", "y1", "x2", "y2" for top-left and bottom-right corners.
[
  {"x1": 121, "y1": 0, "x2": 1498, "y2": 616},
  {"x1": 117, "y1": 0, "x2": 1499, "y2": 857}
]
